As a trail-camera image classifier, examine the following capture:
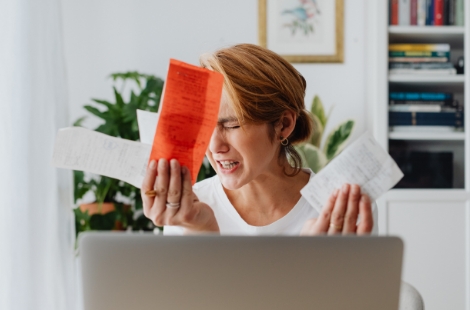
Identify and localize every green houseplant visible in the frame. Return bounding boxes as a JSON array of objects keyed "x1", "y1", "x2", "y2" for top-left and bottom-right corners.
[
  {"x1": 73, "y1": 72, "x2": 163, "y2": 236},
  {"x1": 296, "y1": 95, "x2": 355, "y2": 173}
]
